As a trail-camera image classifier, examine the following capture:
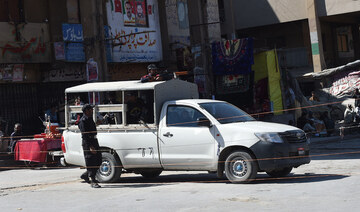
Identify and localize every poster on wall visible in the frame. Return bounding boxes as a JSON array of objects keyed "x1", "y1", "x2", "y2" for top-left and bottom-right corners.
[
  {"x1": 123, "y1": 0, "x2": 148, "y2": 27},
  {"x1": 0, "y1": 65, "x2": 13, "y2": 81},
  {"x1": 106, "y1": 0, "x2": 162, "y2": 62},
  {"x1": 12, "y1": 64, "x2": 24, "y2": 82},
  {"x1": 54, "y1": 42, "x2": 65, "y2": 60},
  {"x1": 86, "y1": 58, "x2": 99, "y2": 81}
]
